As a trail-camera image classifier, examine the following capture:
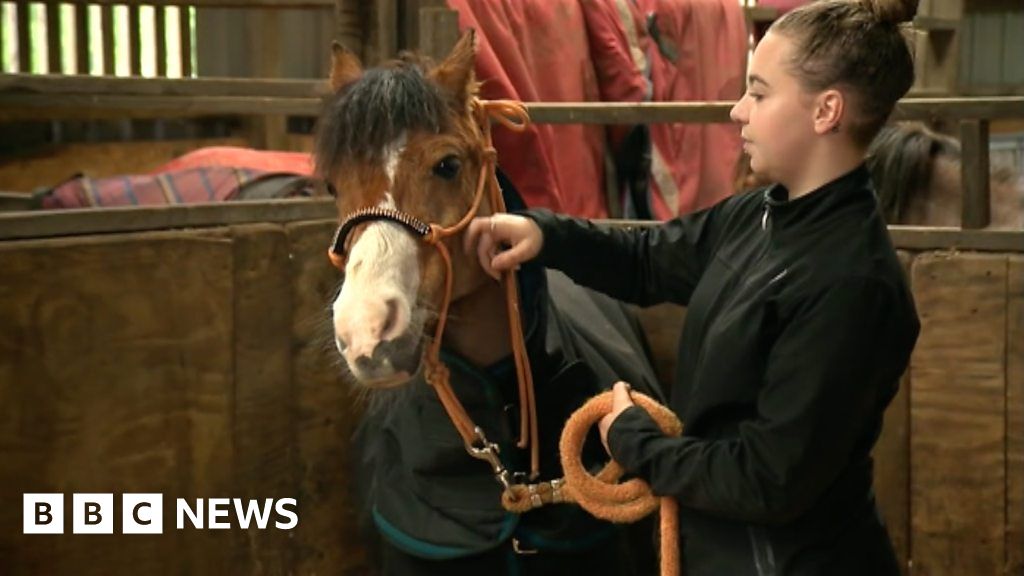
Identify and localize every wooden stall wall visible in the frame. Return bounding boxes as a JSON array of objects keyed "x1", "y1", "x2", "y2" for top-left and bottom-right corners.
[
  {"x1": 0, "y1": 221, "x2": 373, "y2": 575},
  {"x1": 0, "y1": 221, "x2": 1022, "y2": 575}
]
